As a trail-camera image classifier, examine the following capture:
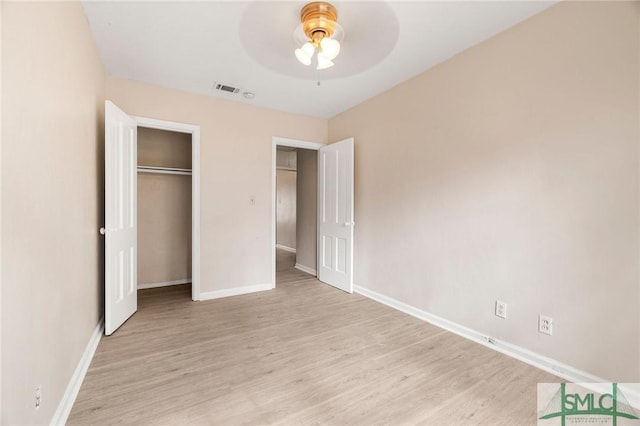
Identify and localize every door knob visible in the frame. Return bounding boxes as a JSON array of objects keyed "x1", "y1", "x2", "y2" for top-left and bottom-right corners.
[{"x1": 99, "y1": 227, "x2": 107, "y2": 235}]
